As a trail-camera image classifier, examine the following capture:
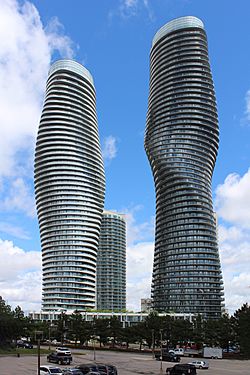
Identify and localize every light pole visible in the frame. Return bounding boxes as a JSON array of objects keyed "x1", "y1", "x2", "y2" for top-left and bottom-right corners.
[
  {"x1": 152, "y1": 329, "x2": 155, "y2": 359},
  {"x1": 160, "y1": 329, "x2": 163, "y2": 375},
  {"x1": 93, "y1": 331, "x2": 96, "y2": 362},
  {"x1": 35, "y1": 330, "x2": 43, "y2": 375}
]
